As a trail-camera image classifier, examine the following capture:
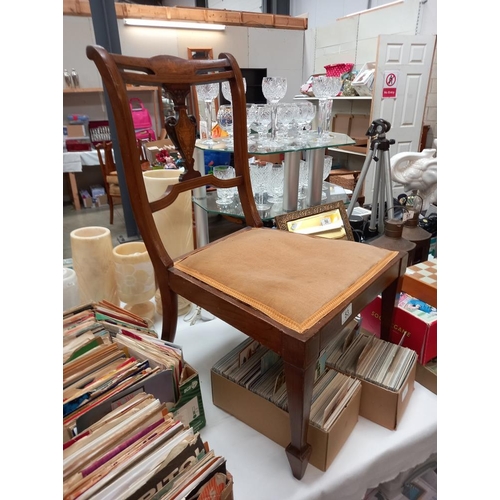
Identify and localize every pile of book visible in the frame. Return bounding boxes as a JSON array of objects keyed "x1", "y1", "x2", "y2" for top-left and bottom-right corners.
[
  {"x1": 63, "y1": 301, "x2": 232, "y2": 500},
  {"x1": 212, "y1": 337, "x2": 361, "y2": 432}
]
